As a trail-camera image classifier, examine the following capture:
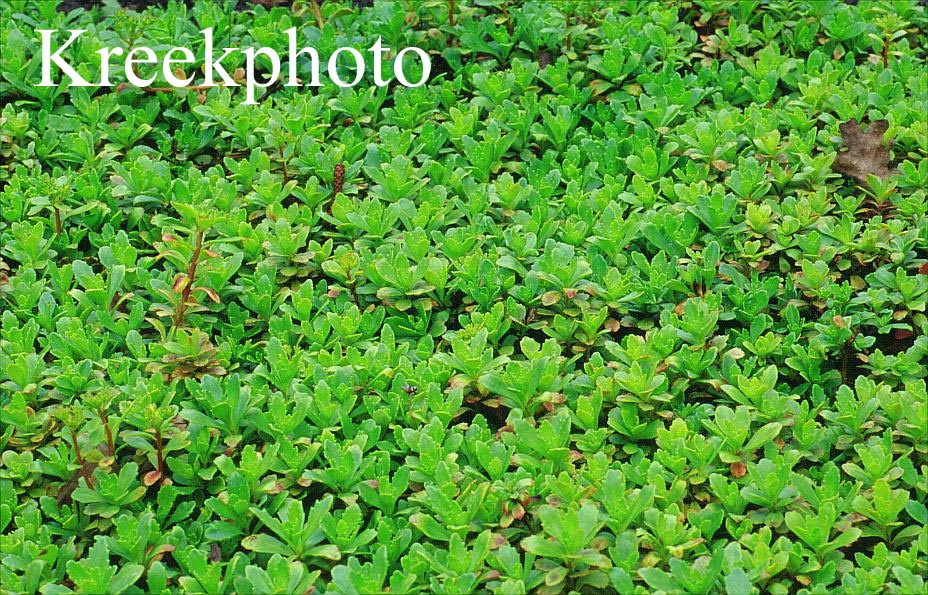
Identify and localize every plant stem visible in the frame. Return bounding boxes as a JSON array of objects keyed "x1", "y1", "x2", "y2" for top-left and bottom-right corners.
[
  {"x1": 882, "y1": 33, "x2": 890, "y2": 68},
  {"x1": 333, "y1": 162, "x2": 345, "y2": 196},
  {"x1": 348, "y1": 275, "x2": 361, "y2": 308},
  {"x1": 174, "y1": 229, "x2": 204, "y2": 329},
  {"x1": 155, "y1": 429, "x2": 166, "y2": 479},
  {"x1": 310, "y1": 0, "x2": 325, "y2": 30},
  {"x1": 566, "y1": 14, "x2": 572, "y2": 52},
  {"x1": 122, "y1": 83, "x2": 218, "y2": 93},
  {"x1": 448, "y1": 0, "x2": 455, "y2": 27},
  {"x1": 101, "y1": 412, "x2": 115, "y2": 458},
  {"x1": 54, "y1": 206, "x2": 62, "y2": 235},
  {"x1": 70, "y1": 431, "x2": 93, "y2": 488}
]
